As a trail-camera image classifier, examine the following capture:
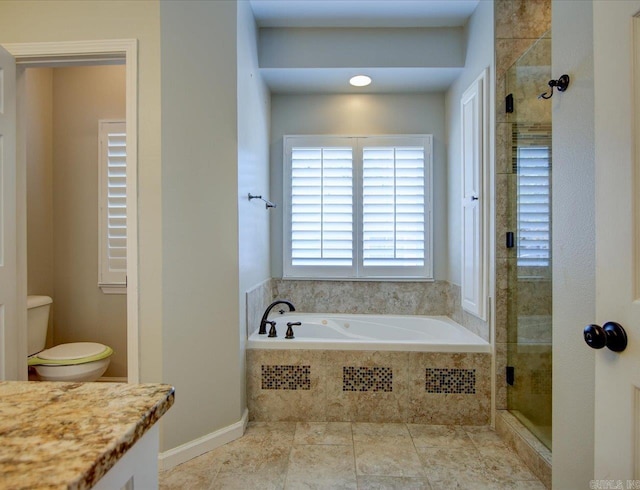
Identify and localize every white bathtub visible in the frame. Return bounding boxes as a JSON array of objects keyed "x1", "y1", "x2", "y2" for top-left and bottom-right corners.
[{"x1": 247, "y1": 313, "x2": 490, "y2": 353}]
